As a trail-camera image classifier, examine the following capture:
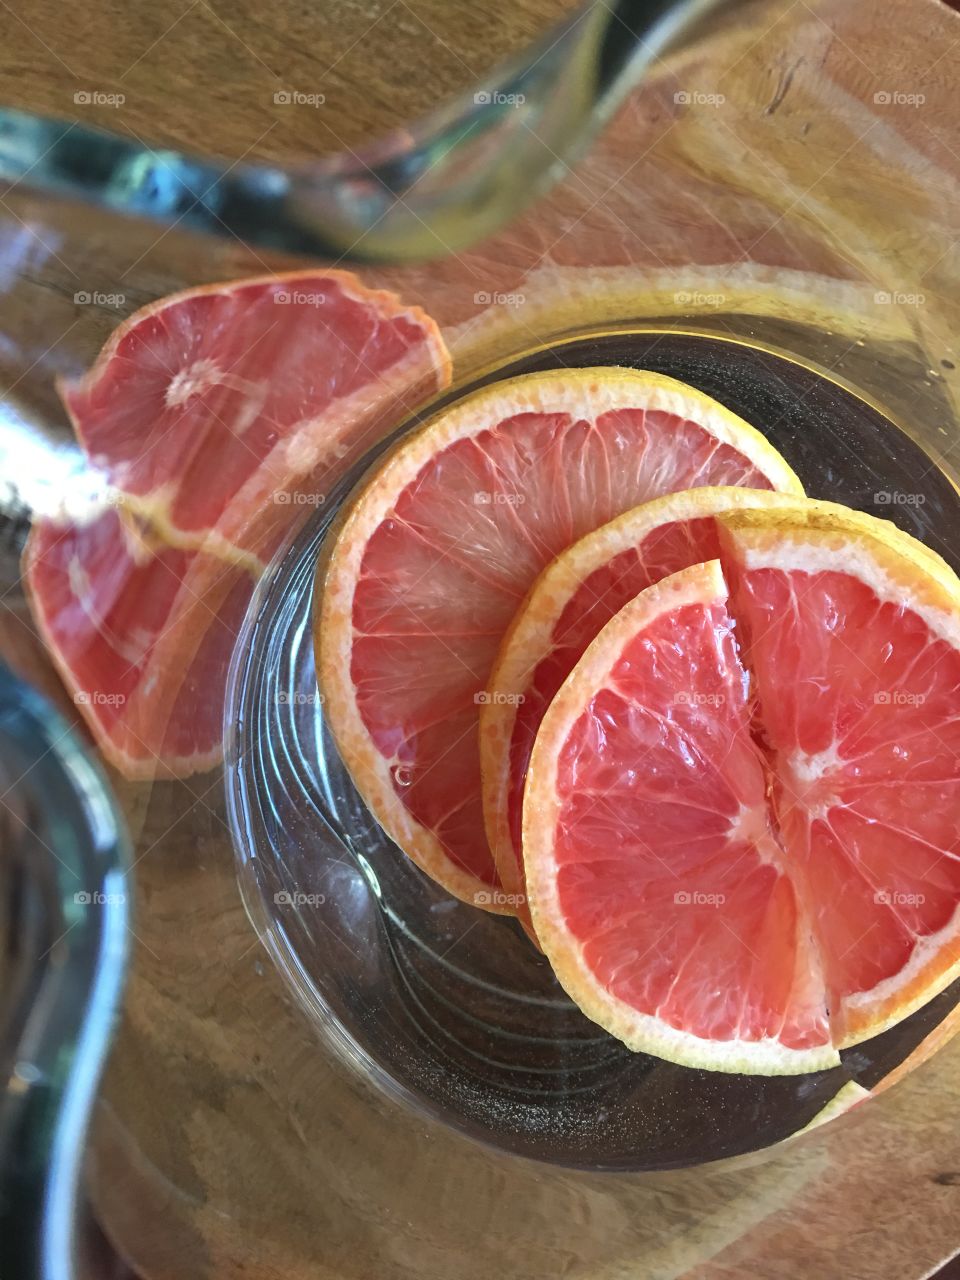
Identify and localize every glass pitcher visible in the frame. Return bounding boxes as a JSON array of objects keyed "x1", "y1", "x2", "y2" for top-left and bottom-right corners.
[{"x1": 2, "y1": 0, "x2": 960, "y2": 1275}]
